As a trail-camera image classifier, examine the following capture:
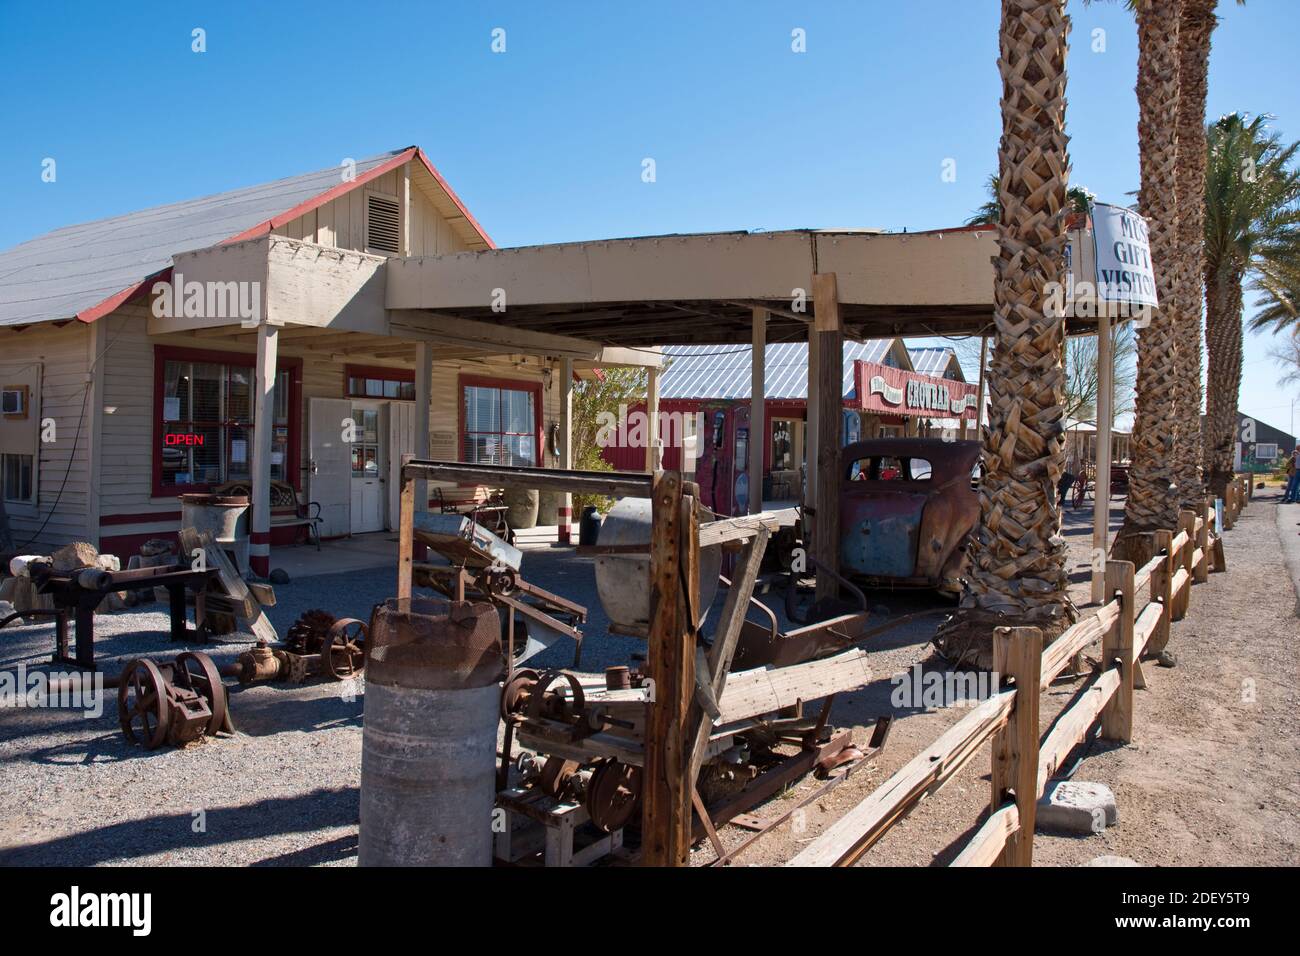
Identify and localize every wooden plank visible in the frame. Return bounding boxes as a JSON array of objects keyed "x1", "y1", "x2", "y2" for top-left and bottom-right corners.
[
  {"x1": 991, "y1": 626, "x2": 1041, "y2": 866},
  {"x1": 1101, "y1": 560, "x2": 1135, "y2": 743},
  {"x1": 950, "y1": 803, "x2": 1020, "y2": 868},
  {"x1": 397, "y1": 460, "x2": 415, "y2": 601},
  {"x1": 695, "y1": 510, "x2": 795, "y2": 548},
  {"x1": 1148, "y1": 529, "x2": 1173, "y2": 652},
  {"x1": 178, "y1": 529, "x2": 277, "y2": 643},
  {"x1": 787, "y1": 689, "x2": 1015, "y2": 867},
  {"x1": 811, "y1": 272, "x2": 842, "y2": 605},
  {"x1": 642, "y1": 470, "x2": 691, "y2": 866},
  {"x1": 401, "y1": 459, "x2": 653, "y2": 499},
  {"x1": 716, "y1": 646, "x2": 871, "y2": 725},
  {"x1": 1036, "y1": 666, "x2": 1121, "y2": 793},
  {"x1": 687, "y1": 528, "x2": 770, "y2": 781},
  {"x1": 1039, "y1": 603, "x2": 1119, "y2": 691},
  {"x1": 1133, "y1": 601, "x2": 1164, "y2": 657}
]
